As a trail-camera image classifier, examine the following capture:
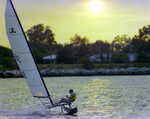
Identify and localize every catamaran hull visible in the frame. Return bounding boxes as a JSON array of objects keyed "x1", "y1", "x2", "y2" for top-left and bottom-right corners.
[
  {"x1": 63, "y1": 106, "x2": 78, "y2": 115},
  {"x1": 44, "y1": 102, "x2": 77, "y2": 114}
]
